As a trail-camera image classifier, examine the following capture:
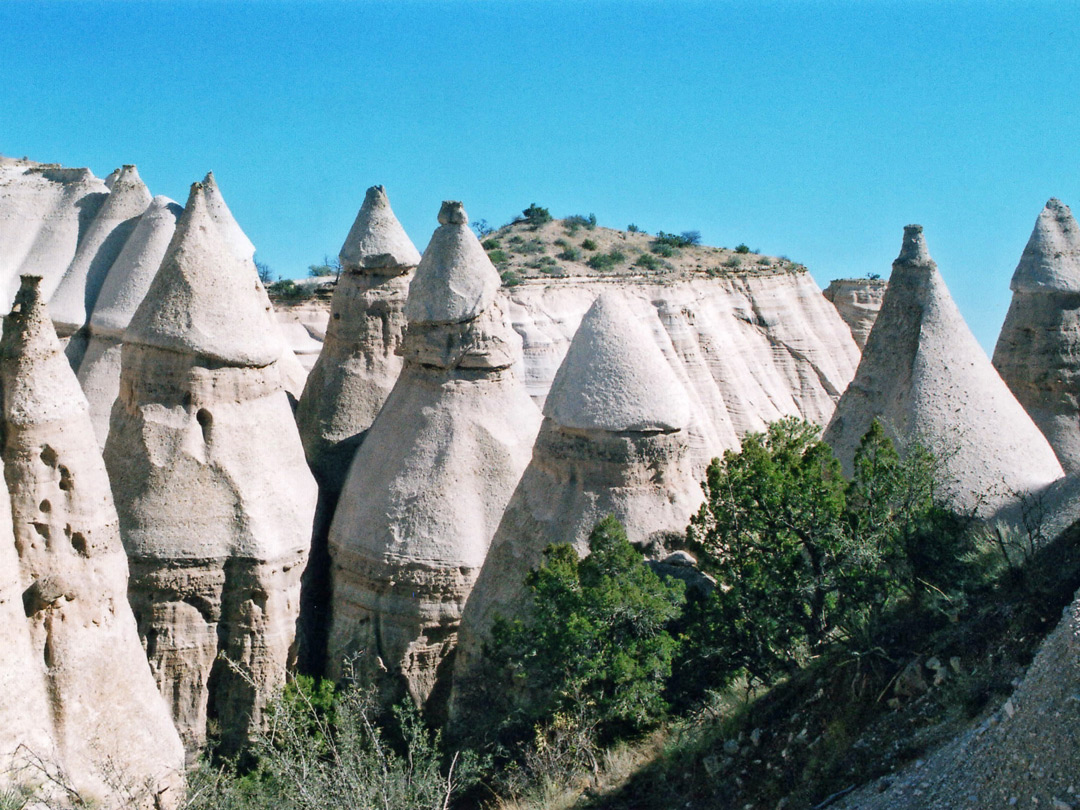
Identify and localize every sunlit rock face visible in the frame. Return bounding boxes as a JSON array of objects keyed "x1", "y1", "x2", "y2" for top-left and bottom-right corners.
[
  {"x1": 76, "y1": 195, "x2": 182, "y2": 445},
  {"x1": 103, "y1": 182, "x2": 317, "y2": 758},
  {"x1": 823, "y1": 277, "x2": 888, "y2": 349},
  {"x1": 326, "y1": 201, "x2": 541, "y2": 712},
  {"x1": 451, "y1": 292, "x2": 703, "y2": 721},
  {"x1": 825, "y1": 225, "x2": 1063, "y2": 516},
  {"x1": 993, "y1": 199, "x2": 1080, "y2": 474},
  {"x1": 0, "y1": 275, "x2": 183, "y2": 808},
  {"x1": 295, "y1": 185, "x2": 420, "y2": 673}
]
